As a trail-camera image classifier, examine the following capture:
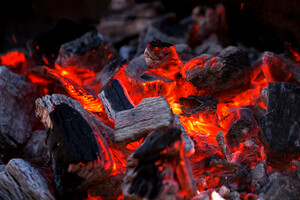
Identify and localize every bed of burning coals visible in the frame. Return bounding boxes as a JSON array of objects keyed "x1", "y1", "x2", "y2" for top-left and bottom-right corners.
[{"x1": 1, "y1": 1, "x2": 300, "y2": 200}]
